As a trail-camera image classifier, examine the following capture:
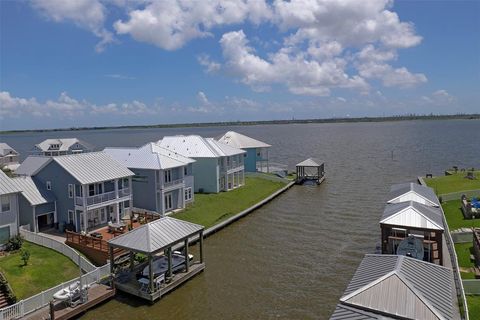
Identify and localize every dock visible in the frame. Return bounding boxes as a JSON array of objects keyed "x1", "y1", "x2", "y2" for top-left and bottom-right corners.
[
  {"x1": 295, "y1": 158, "x2": 325, "y2": 185},
  {"x1": 24, "y1": 284, "x2": 115, "y2": 320}
]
